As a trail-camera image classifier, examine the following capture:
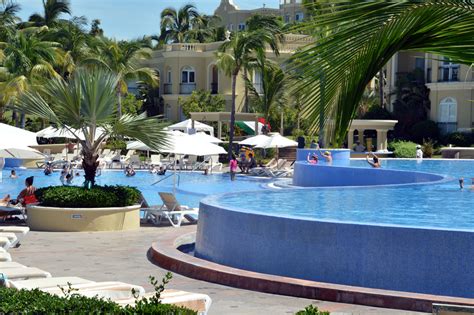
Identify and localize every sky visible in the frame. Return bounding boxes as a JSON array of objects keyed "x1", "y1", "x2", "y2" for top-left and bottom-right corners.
[{"x1": 17, "y1": 0, "x2": 278, "y2": 40}]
